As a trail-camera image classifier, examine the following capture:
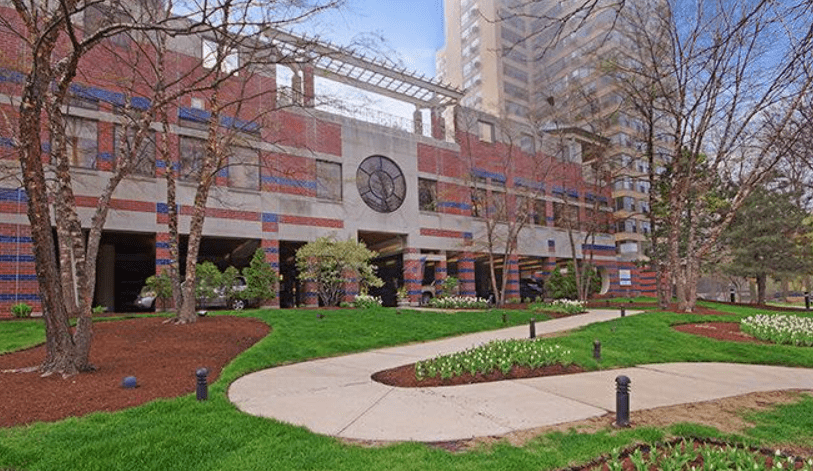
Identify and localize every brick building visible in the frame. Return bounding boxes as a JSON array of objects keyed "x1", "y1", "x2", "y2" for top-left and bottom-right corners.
[{"x1": 0, "y1": 6, "x2": 652, "y2": 316}]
